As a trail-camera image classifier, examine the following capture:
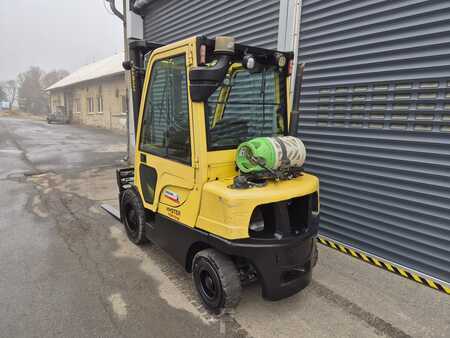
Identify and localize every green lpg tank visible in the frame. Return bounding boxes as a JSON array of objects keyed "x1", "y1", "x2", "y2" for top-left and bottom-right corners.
[{"x1": 236, "y1": 136, "x2": 307, "y2": 174}]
